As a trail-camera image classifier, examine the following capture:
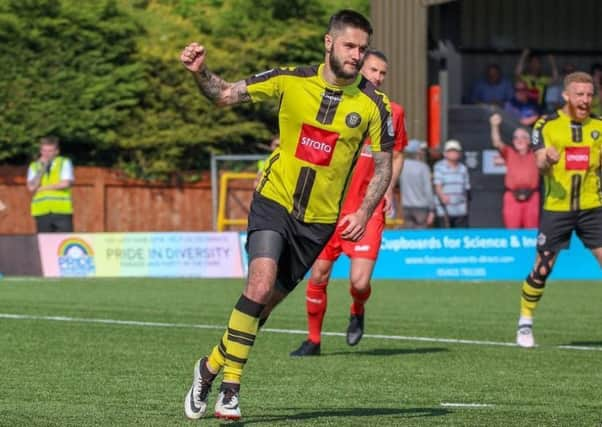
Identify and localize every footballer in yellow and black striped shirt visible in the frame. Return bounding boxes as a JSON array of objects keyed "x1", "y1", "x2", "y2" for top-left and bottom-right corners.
[
  {"x1": 180, "y1": 10, "x2": 393, "y2": 421},
  {"x1": 516, "y1": 71, "x2": 602, "y2": 349}
]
